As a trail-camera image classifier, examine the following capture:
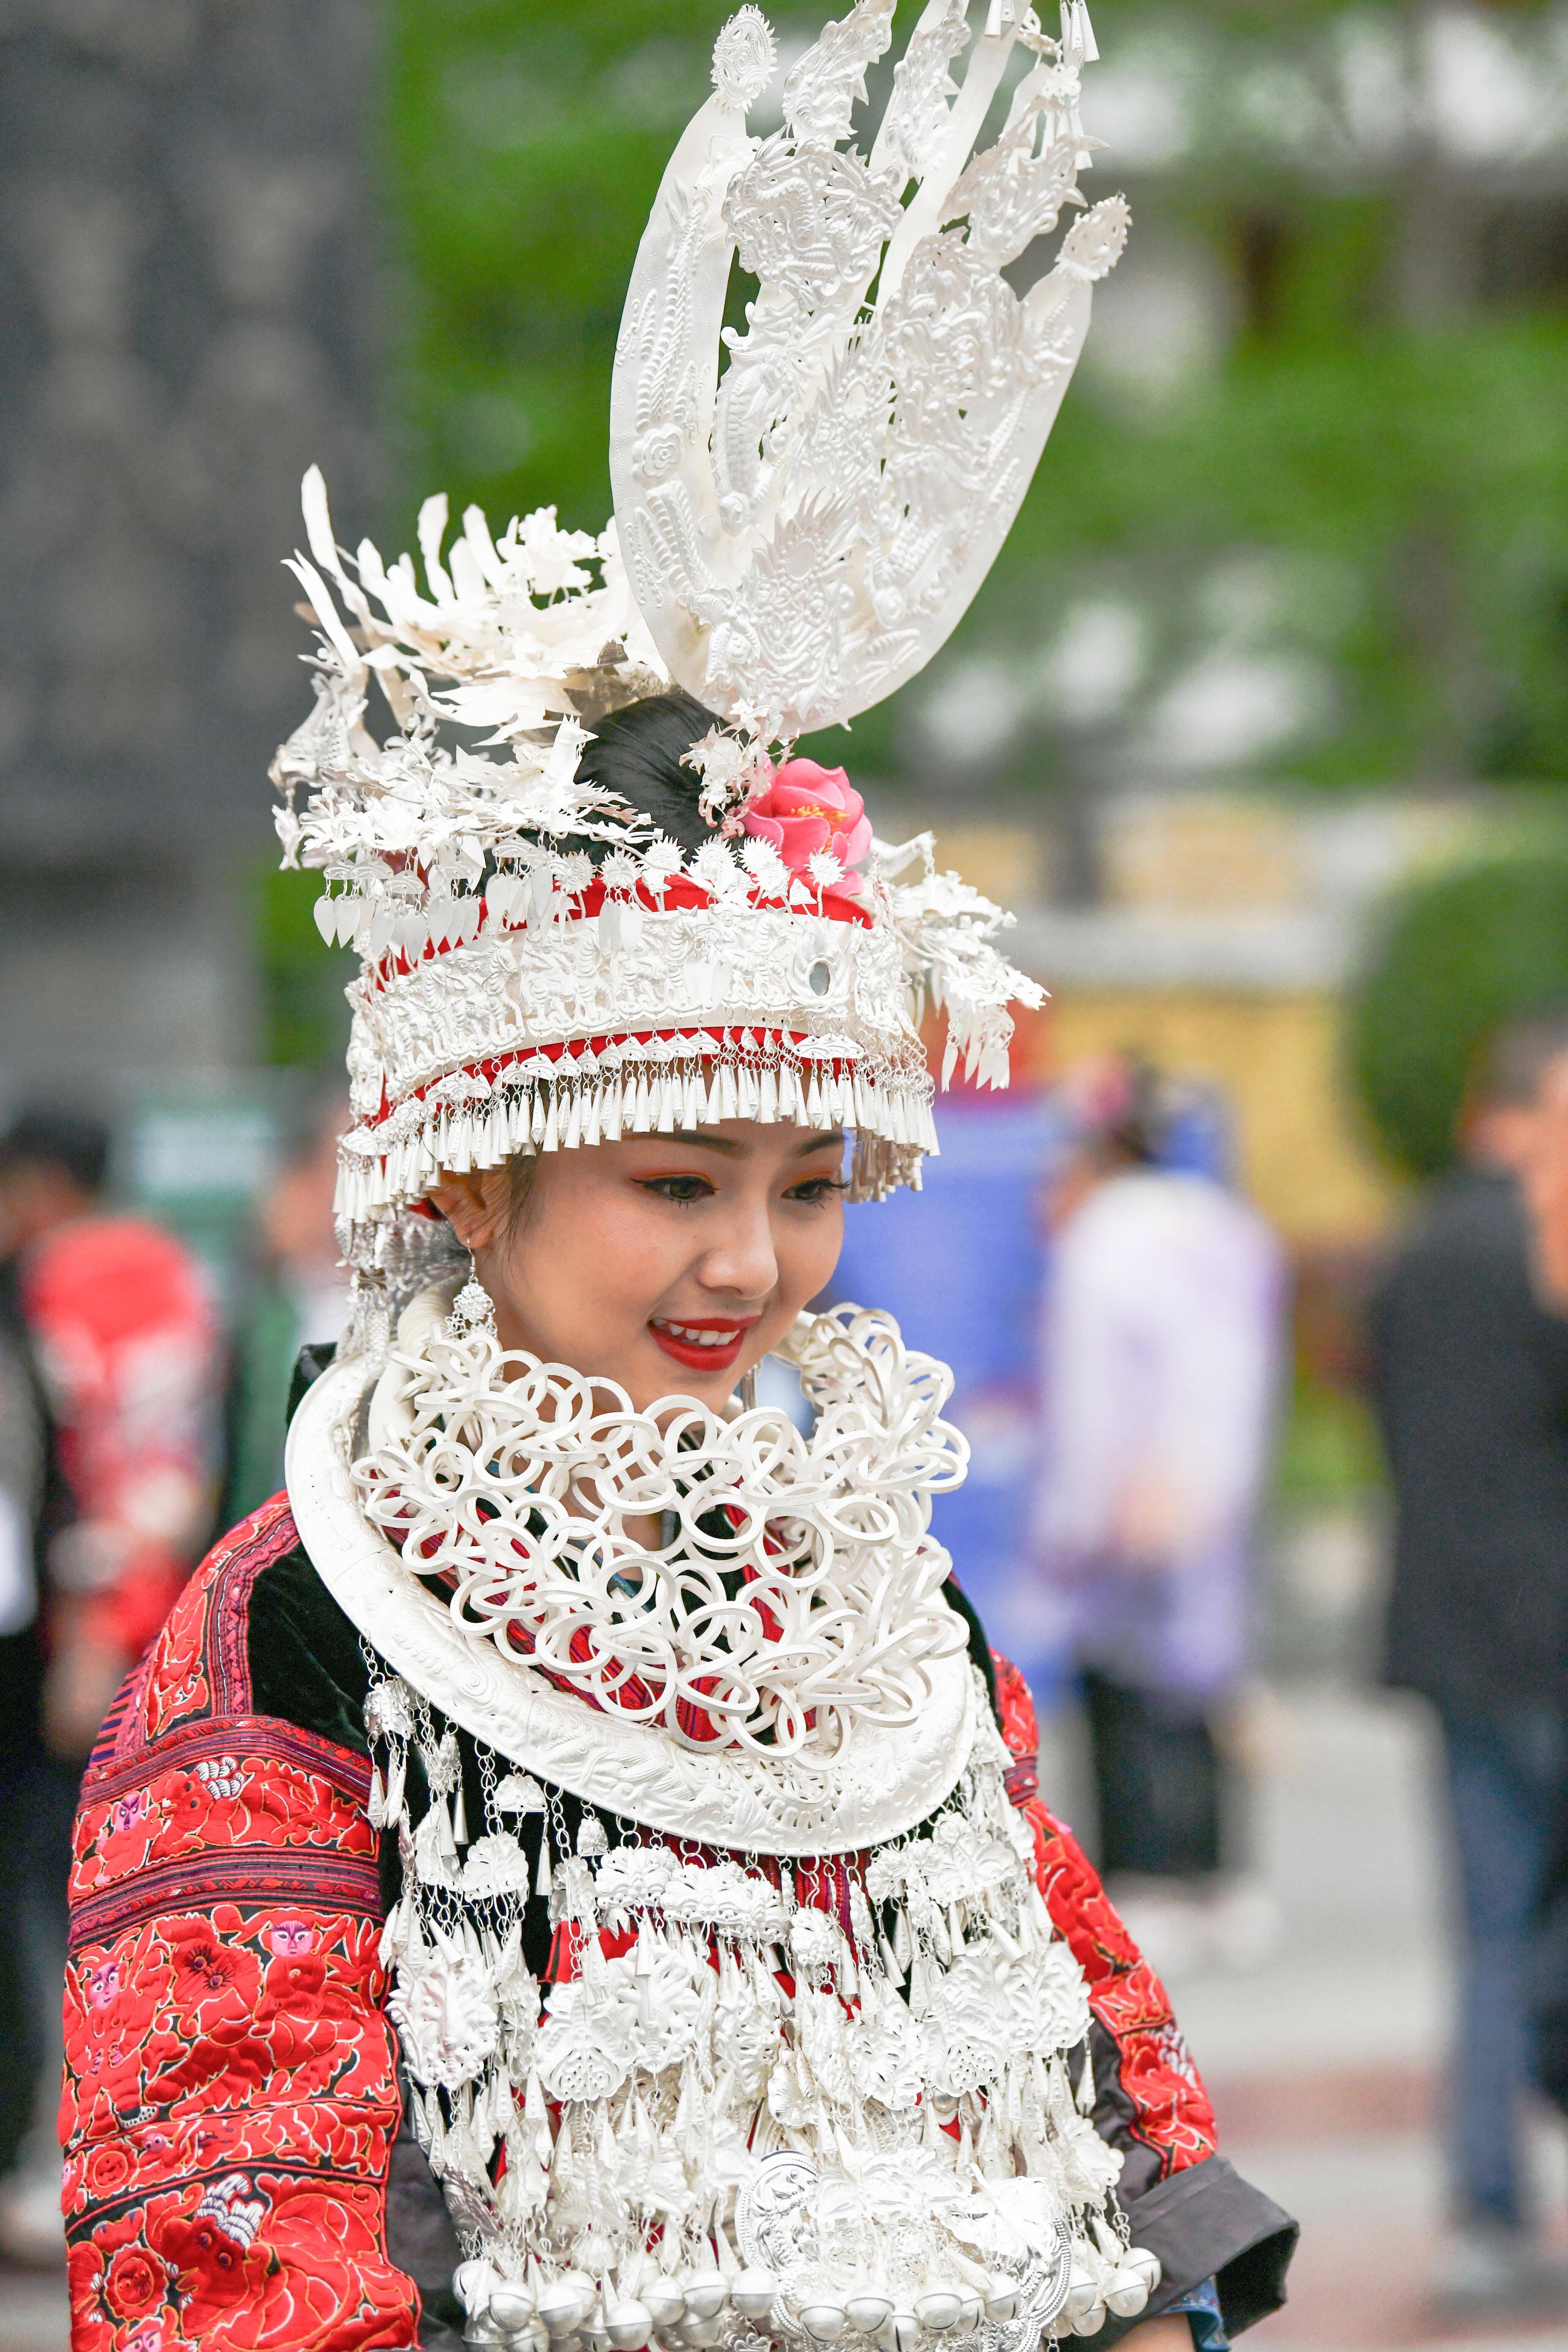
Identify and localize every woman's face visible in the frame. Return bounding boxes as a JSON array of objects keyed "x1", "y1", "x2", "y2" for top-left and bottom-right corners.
[{"x1": 431, "y1": 1121, "x2": 848, "y2": 1412}]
